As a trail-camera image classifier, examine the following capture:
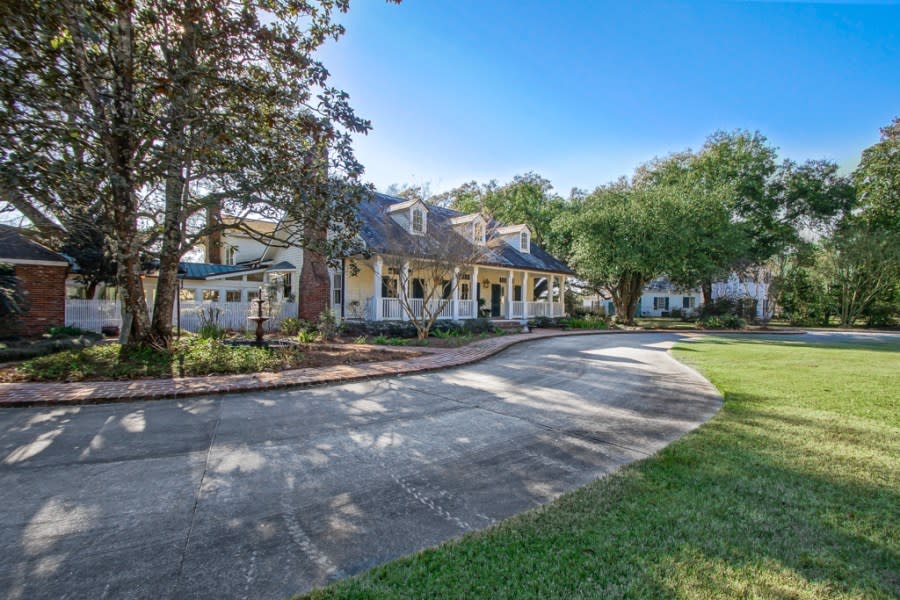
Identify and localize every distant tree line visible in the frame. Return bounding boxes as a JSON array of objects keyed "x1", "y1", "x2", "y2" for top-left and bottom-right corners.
[{"x1": 390, "y1": 119, "x2": 899, "y2": 327}]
